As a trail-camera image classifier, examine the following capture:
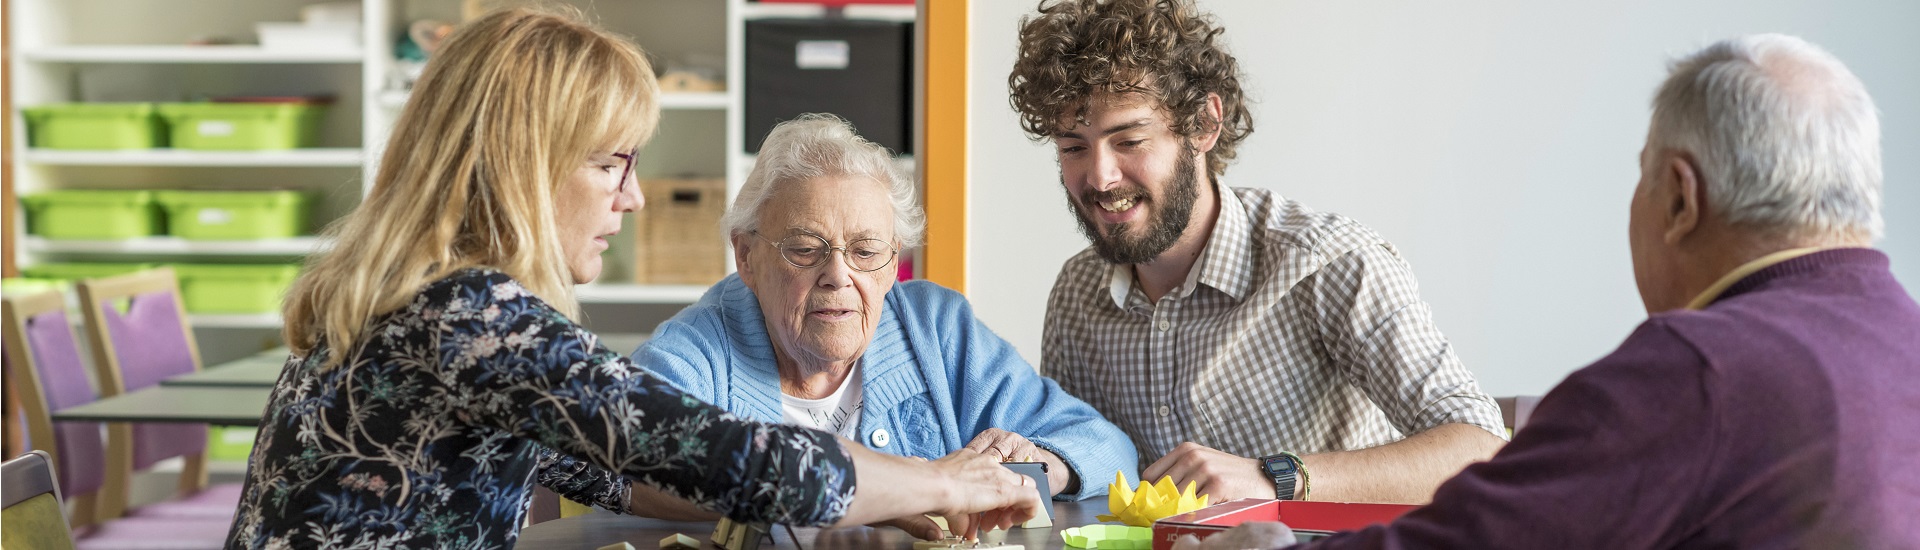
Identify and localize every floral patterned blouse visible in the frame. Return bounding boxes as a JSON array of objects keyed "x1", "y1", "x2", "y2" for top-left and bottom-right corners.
[{"x1": 225, "y1": 269, "x2": 856, "y2": 549}]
